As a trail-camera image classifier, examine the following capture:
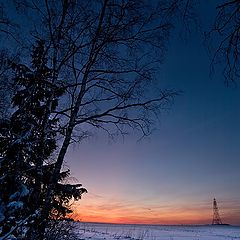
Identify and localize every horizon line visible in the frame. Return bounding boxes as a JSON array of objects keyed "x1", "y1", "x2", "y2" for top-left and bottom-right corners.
[{"x1": 72, "y1": 220, "x2": 238, "y2": 227}]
